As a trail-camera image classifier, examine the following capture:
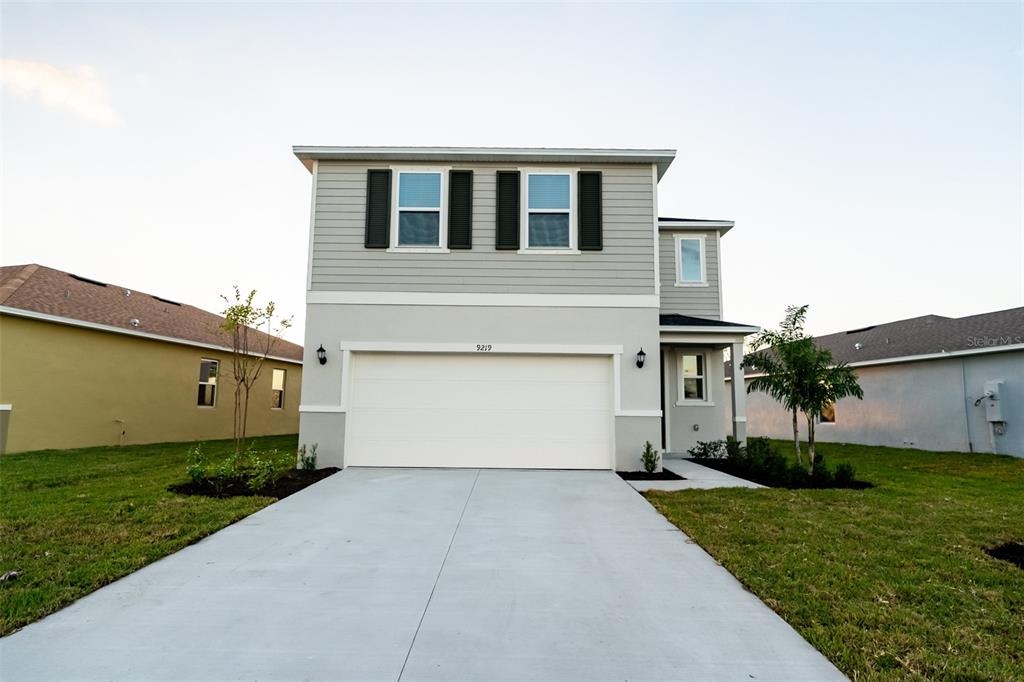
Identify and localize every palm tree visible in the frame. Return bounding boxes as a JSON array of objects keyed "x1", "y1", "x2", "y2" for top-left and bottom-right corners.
[
  {"x1": 744, "y1": 305, "x2": 812, "y2": 466},
  {"x1": 798, "y1": 348, "x2": 864, "y2": 475}
]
